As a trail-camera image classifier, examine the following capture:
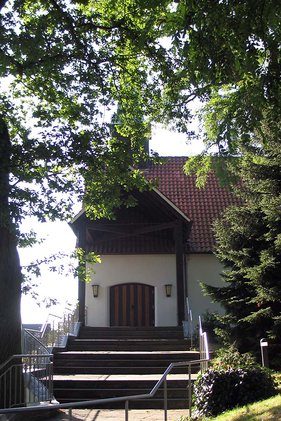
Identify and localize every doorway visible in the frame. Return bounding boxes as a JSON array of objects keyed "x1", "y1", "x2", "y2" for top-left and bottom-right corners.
[{"x1": 110, "y1": 283, "x2": 155, "y2": 326}]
